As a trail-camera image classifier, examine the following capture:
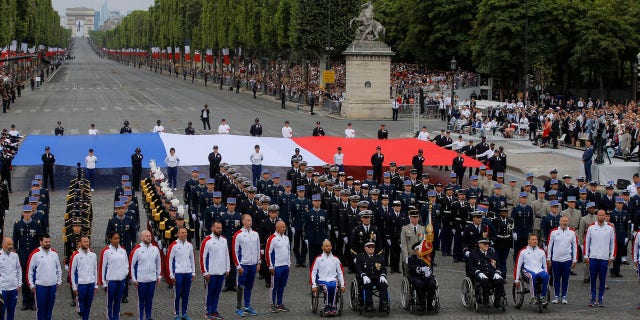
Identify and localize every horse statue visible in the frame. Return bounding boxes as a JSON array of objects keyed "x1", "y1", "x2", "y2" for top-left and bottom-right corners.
[{"x1": 349, "y1": 1, "x2": 386, "y2": 41}]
